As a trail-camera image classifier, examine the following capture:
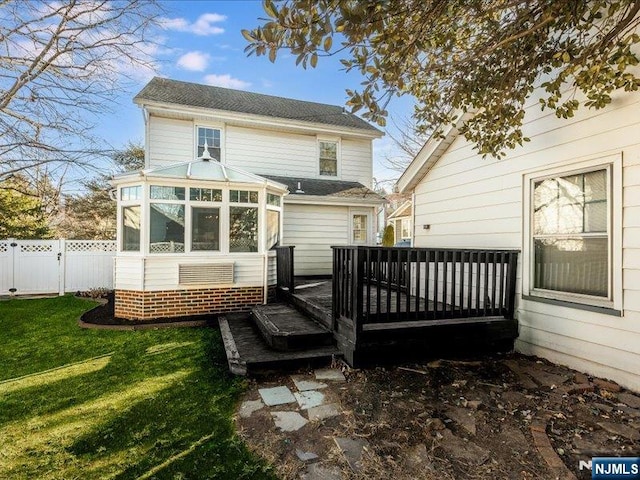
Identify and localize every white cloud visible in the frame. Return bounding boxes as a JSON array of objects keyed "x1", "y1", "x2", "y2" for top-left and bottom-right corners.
[
  {"x1": 160, "y1": 13, "x2": 226, "y2": 36},
  {"x1": 203, "y1": 74, "x2": 251, "y2": 90},
  {"x1": 177, "y1": 51, "x2": 210, "y2": 71}
]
